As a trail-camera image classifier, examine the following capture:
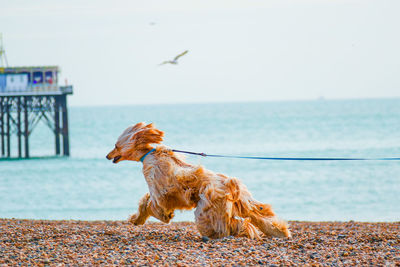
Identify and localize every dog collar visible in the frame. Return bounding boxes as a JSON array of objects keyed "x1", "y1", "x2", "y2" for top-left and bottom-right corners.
[{"x1": 140, "y1": 148, "x2": 156, "y2": 162}]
